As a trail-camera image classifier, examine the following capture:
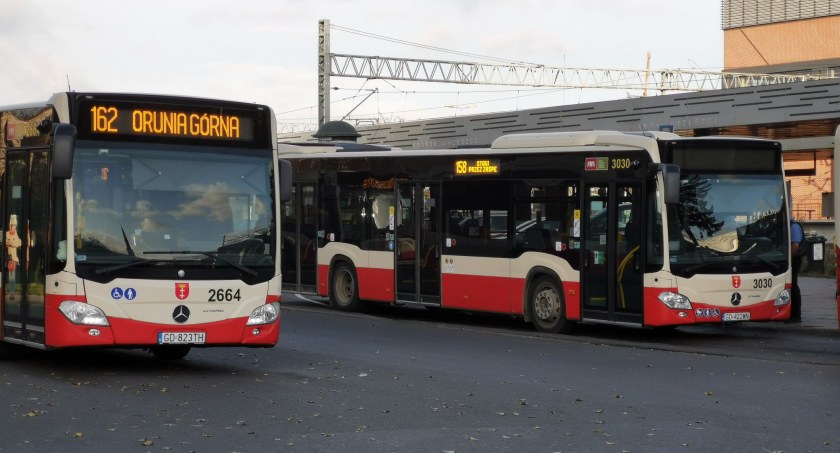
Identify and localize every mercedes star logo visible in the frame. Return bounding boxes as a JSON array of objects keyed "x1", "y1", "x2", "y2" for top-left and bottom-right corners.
[
  {"x1": 730, "y1": 293, "x2": 742, "y2": 306},
  {"x1": 172, "y1": 305, "x2": 190, "y2": 323}
]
